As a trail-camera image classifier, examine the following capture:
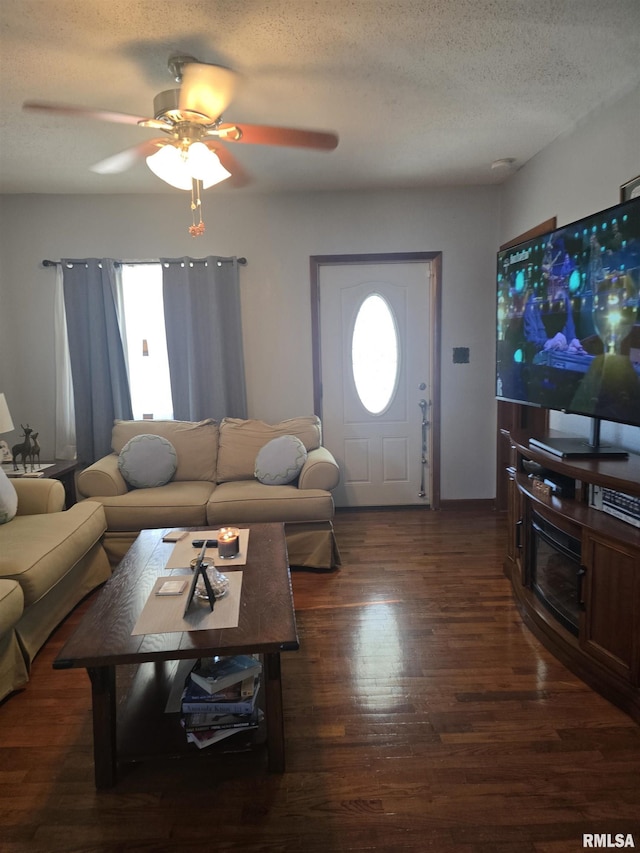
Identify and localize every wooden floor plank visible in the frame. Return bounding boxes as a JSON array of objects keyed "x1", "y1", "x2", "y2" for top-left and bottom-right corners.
[{"x1": 1, "y1": 508, "x2": 639, "y2": 852}]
